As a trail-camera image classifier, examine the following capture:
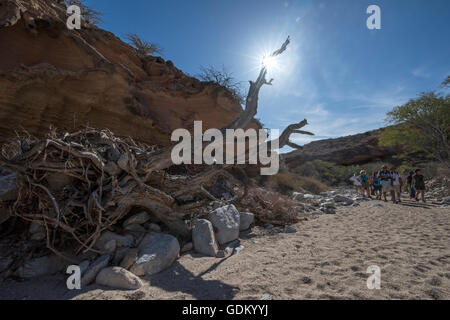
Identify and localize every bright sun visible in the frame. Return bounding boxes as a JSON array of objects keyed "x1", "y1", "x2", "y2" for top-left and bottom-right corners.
[{"x1": 262, "y1": 55, "x2": 277, "y2": 69}]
